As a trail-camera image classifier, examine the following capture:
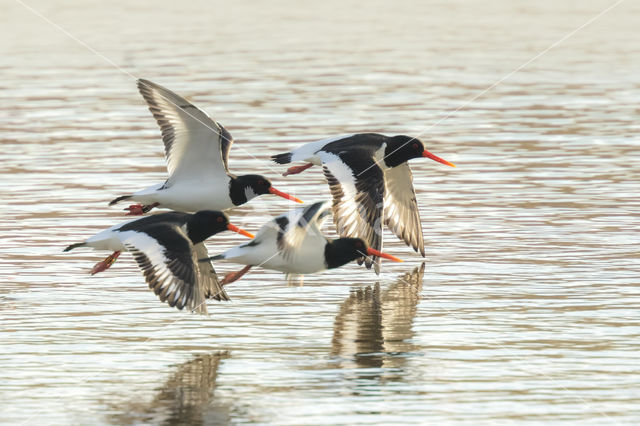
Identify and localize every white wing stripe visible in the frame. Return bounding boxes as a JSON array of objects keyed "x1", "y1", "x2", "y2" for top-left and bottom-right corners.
[
  {"x1": 118, "y1": 228, "x2": 208, "y2": 314},
  {"x1": 117, "y1": 230, "x2": 169, "y2": 264},
  {"x1": 320, "y1": 153, "x2": 385, "y2": 273}
]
